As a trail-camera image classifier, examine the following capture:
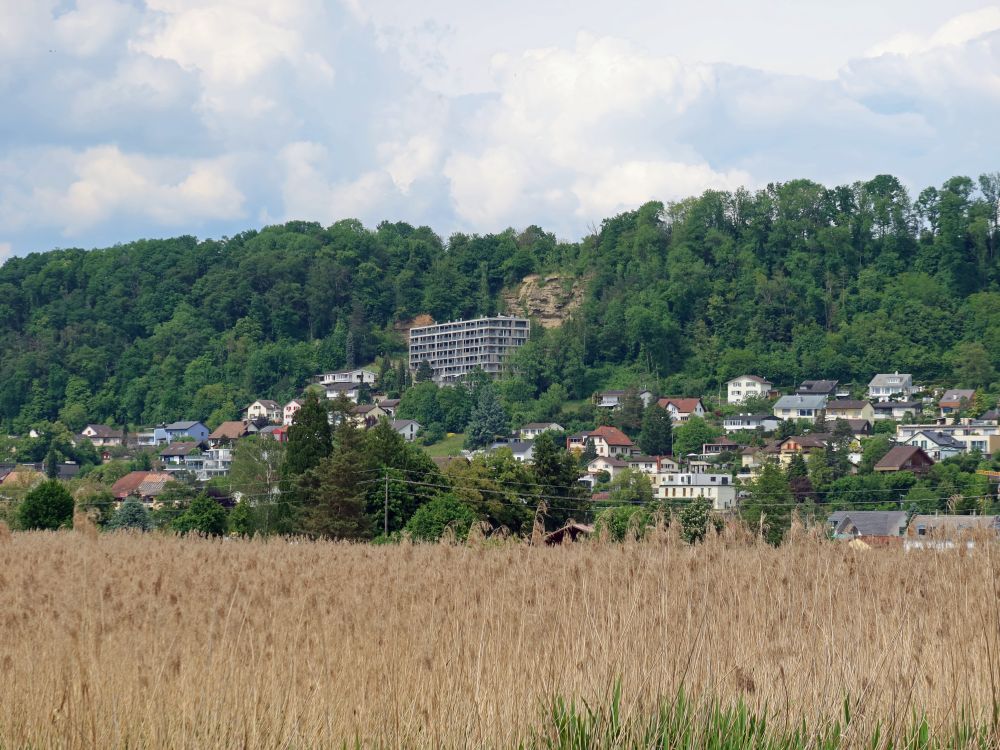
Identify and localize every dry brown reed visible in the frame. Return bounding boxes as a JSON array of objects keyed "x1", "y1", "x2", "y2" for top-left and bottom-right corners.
[{"x1": 0, "y1": 528, "x2": 998, "y2": 748}]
